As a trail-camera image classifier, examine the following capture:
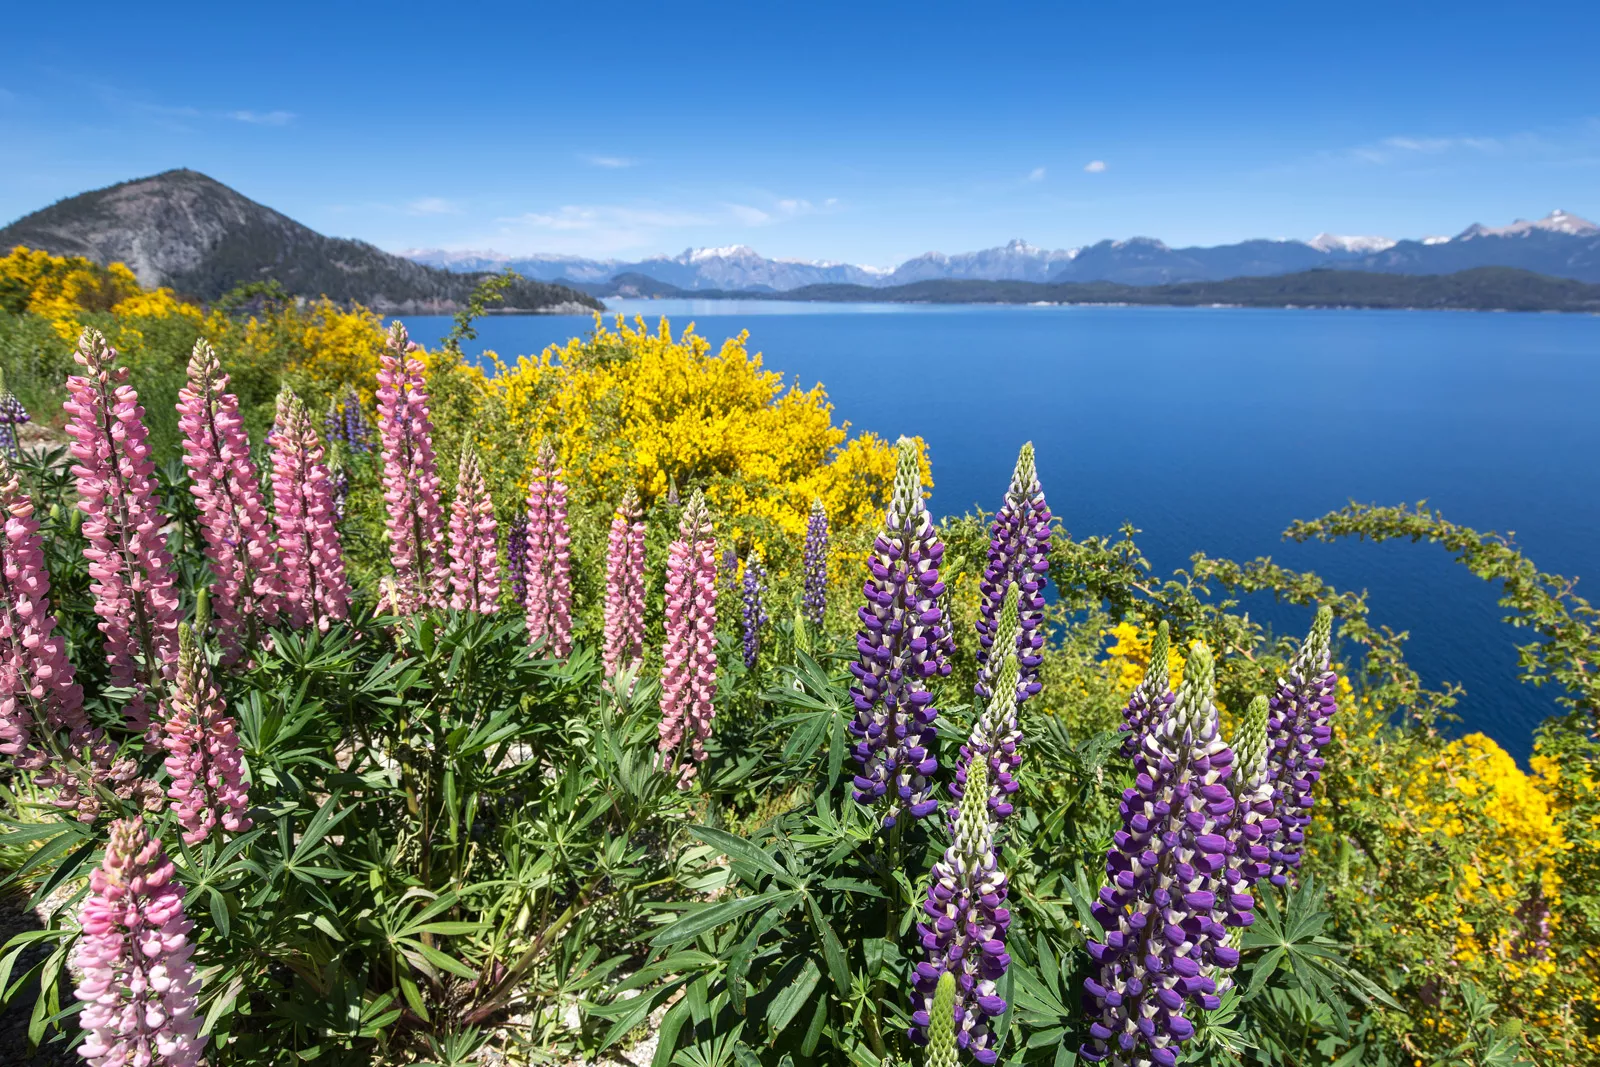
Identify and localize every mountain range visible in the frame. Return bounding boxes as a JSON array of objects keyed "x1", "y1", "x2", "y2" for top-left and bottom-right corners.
[
  {"x1": 0, "y1": 170, "x2": 601, "y2": 314},
  {"x1": 407, "y1": 209, "x2": 1600, "y2": 291}
]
